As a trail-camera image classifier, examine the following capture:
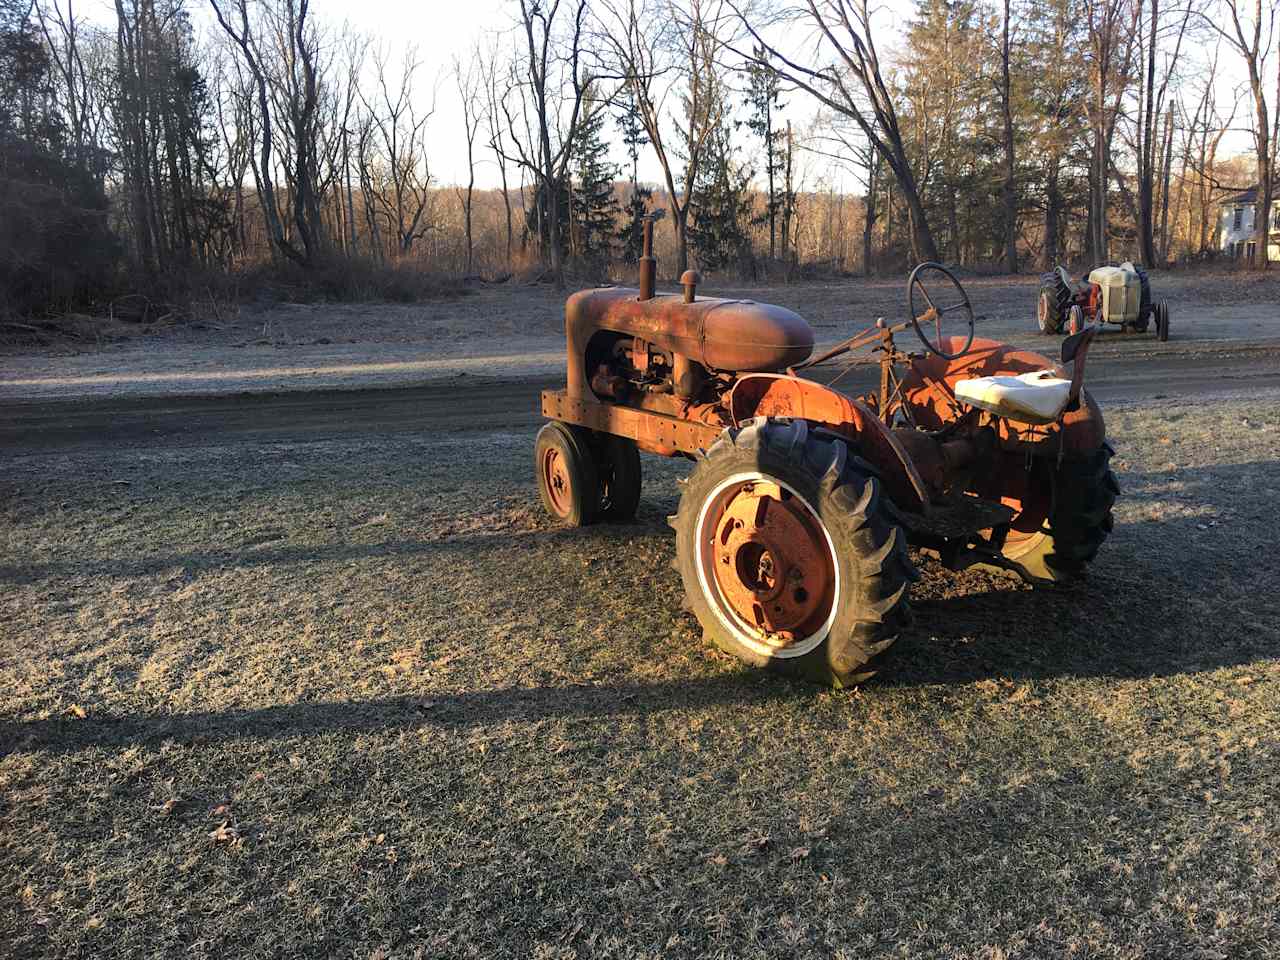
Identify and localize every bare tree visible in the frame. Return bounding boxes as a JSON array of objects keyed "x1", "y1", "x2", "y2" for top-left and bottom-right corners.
[
  {"x1": 210, "y1": 0, "x2": 300, "y2": 263},
  {"x1": 1133, "y1": 0, "x2": 1194, "y2": 265},
  {"x1": 730, "y1": 0, "x2": 939, "y2": 263},
  {"x1": 596, "y1": 0, "x2": 731, "y2": 275},
  {"x1": 1203, "y1": 0, "x2": 1277, "y2": 268},
  {"x1": 801, "y1": 112, "x2": 878, "y2": 273},
  {"x1": 361, "y1": 45, "x2": 436, "y2": 255},
  {"x1": 1082, "y1": 0, "x2": 1139, "y2": 264},
  {"x1": 480, "y1": 38, "x2": 515, "y2": 264},
  {"x1": 455, "y1": 53, "x2": 482, "y2": 274},
  {"x1": 502, "y1": 0, "x2": 591, "y2": 283},
  {"x1": 35, "y1": 0, "x2": 98, "y2": 165}
]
